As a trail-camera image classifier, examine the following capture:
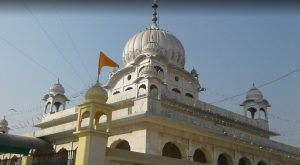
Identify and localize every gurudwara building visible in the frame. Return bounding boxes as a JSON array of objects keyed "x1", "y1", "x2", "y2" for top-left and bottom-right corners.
[{"x1": 1, "y1": 1, "x2": 300, "y2": 165}]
